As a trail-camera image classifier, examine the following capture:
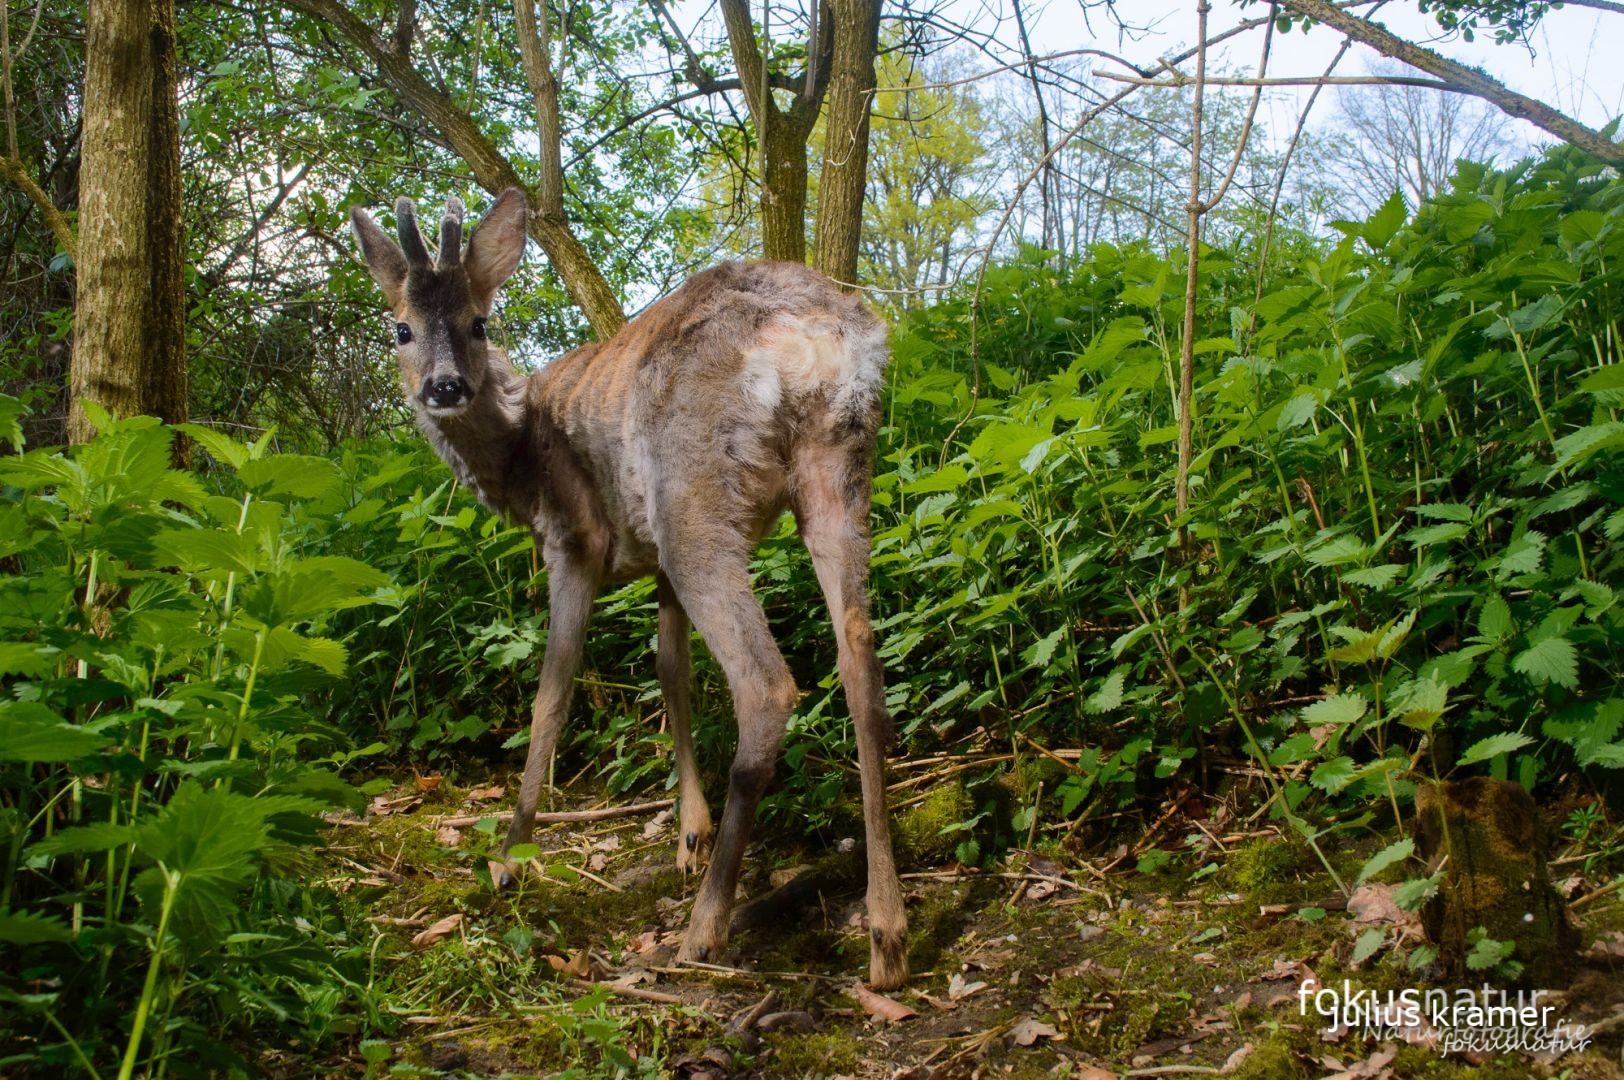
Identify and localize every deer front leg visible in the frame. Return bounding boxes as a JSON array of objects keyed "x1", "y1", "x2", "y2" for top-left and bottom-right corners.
[
  {"x1": 658, "y1": 572, "x2": 712, "y2": 874},
  {"x1": 495, "y1": 553, "x2": 598, "y2": 887}
]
